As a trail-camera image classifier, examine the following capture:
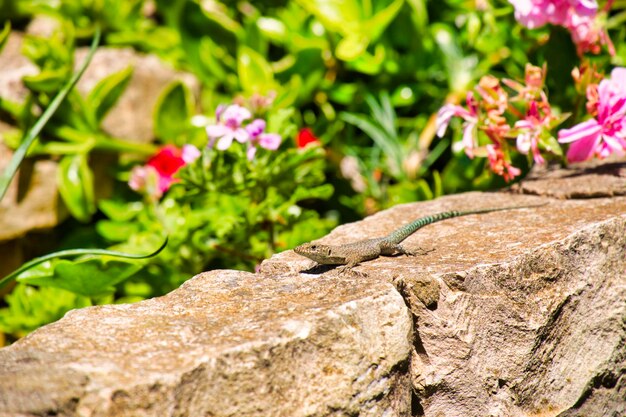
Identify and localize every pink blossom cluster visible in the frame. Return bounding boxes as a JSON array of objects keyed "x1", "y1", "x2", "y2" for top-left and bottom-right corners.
[
  {"x1": 508, "y1": 0, "x2": 614, "y2": 55},
  {"x1": 558, "y1": 67, "x2": 626, "y2": 162},
  {"x1": 437, "y1": 64, "x2": 562, "y2": 182},
  {"x1": 206, "y1": 104, "x2": 281, "y2": 160},
  {"x1": 129, "y1": 144, "x2": 201, "y2": 200}
]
